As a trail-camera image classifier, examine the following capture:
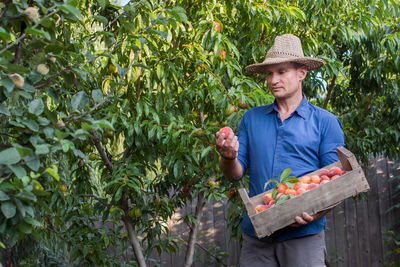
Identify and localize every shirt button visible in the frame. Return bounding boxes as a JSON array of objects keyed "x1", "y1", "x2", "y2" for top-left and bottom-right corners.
[
  {"x1": 275, "y1": 155, "x2": 279, "y2": 159},
  {"x1": 277, "y1": 136, "x2": 282, "y2": 140},
  {"x1": 273, "y1": 174, "x2": 278, "y2": 178}
]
